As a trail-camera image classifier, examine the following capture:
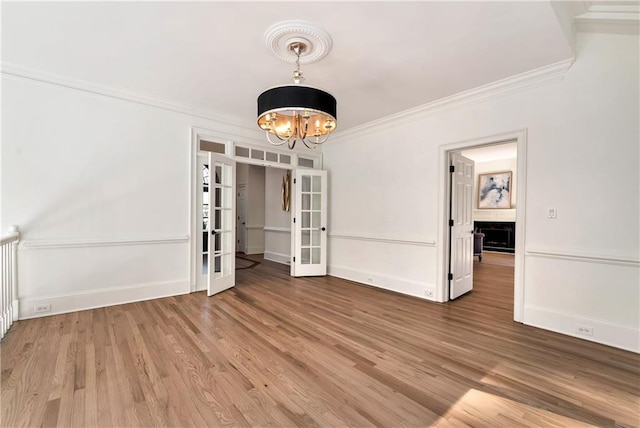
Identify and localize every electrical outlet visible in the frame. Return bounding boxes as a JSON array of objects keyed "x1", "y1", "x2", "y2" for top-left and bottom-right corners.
[
  {"x1": 34, "y1": 304, "x2": 51, "y2": 313},
  {"x1": 547, "y1": 207, "x2": 557, "y2": 219},
  {"x1": 576, "y1": 325, "x2": 593, "y2": 336}
]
